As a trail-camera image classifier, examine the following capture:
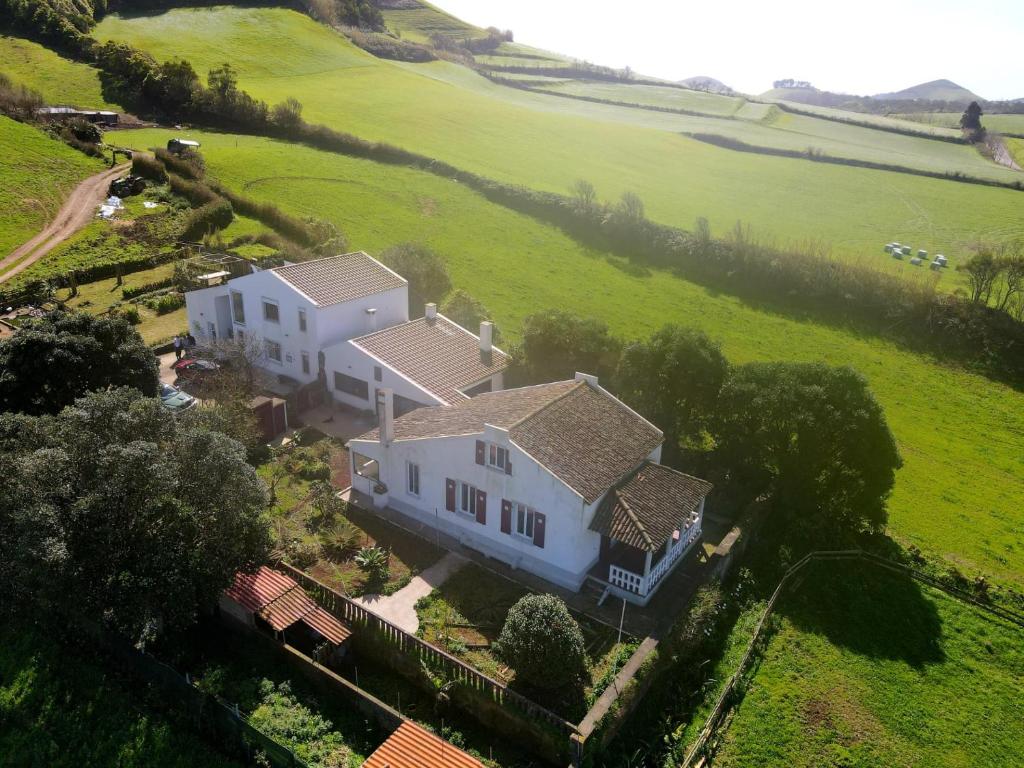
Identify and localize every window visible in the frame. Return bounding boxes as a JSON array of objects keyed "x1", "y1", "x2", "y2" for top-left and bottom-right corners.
[
  {"x1": 406, "y1": 462, "x2": 420, "y2": 497},
  {"x1": 301, "y1": 351, "x2": 310, "y2": 375},
  {"x1": 373, "y1": 365, "x2": 383, "y2": 383},
  {"x1": 265, "y1": 340, "x2": 282, "y2": 363},
  {"x1": 488, "y1": 444, "x2": 509, "y2": 471},
  {"x1": 298, "y1": 308, "x2": 307, "y2": 332},
  {"x1": 231, "y1": 291, "x2": 245, "y2": 324},
  {"x1": 334, "y1": 371, "x2": 369, "y2": 400},
  {"x1": 263, "y1": 300, "x2": 280, "y2": 323},
  {"x1": 514, "y1": 503, "x2": 537, "y2": 540},
  {"x1": 459, "y1": 482, "x2": 479, "y2": 518},
  {"x1": 353, "y1": 453, "x2": 378, "y2": 481}
]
